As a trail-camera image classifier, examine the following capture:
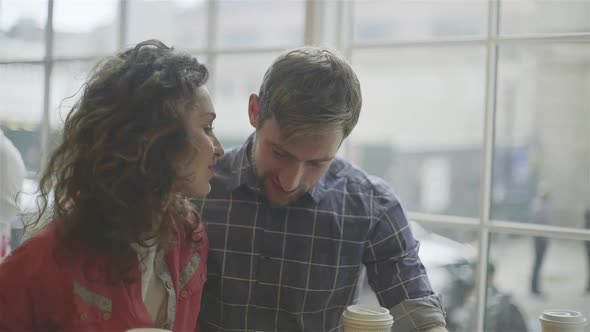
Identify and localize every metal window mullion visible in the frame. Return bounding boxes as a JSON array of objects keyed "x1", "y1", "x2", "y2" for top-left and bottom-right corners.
[
  {"x1": 304, "y1": 0, "x2": 316, "y2": 45},
  {"x1": 206, "y1": 0, "x2": 218, "y2": 93},
  {"x1": 118, "y1": 0, "x2": 128, "y2": 50},
  {"x1": 340, "y1": 0, "x2": 355, "y2": 160},
  {"x1": 488, "y1": 220, "x2": 590, "y2": 241},
  {"x1": 0, "y1": 46, "x2": 298, "y2": 66},
  {"x1": 40, "y1": 0, "x2": 54, "y2": 175},
  {"x1": 409, "y1": 212, "x2": 590, "y2": 241},
  {"x1": 351, "y1": 32, "x2": 590, "y2": 50},
  {"x1": 475, "y1": 0, "x2": 501, "y2": 331}
]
